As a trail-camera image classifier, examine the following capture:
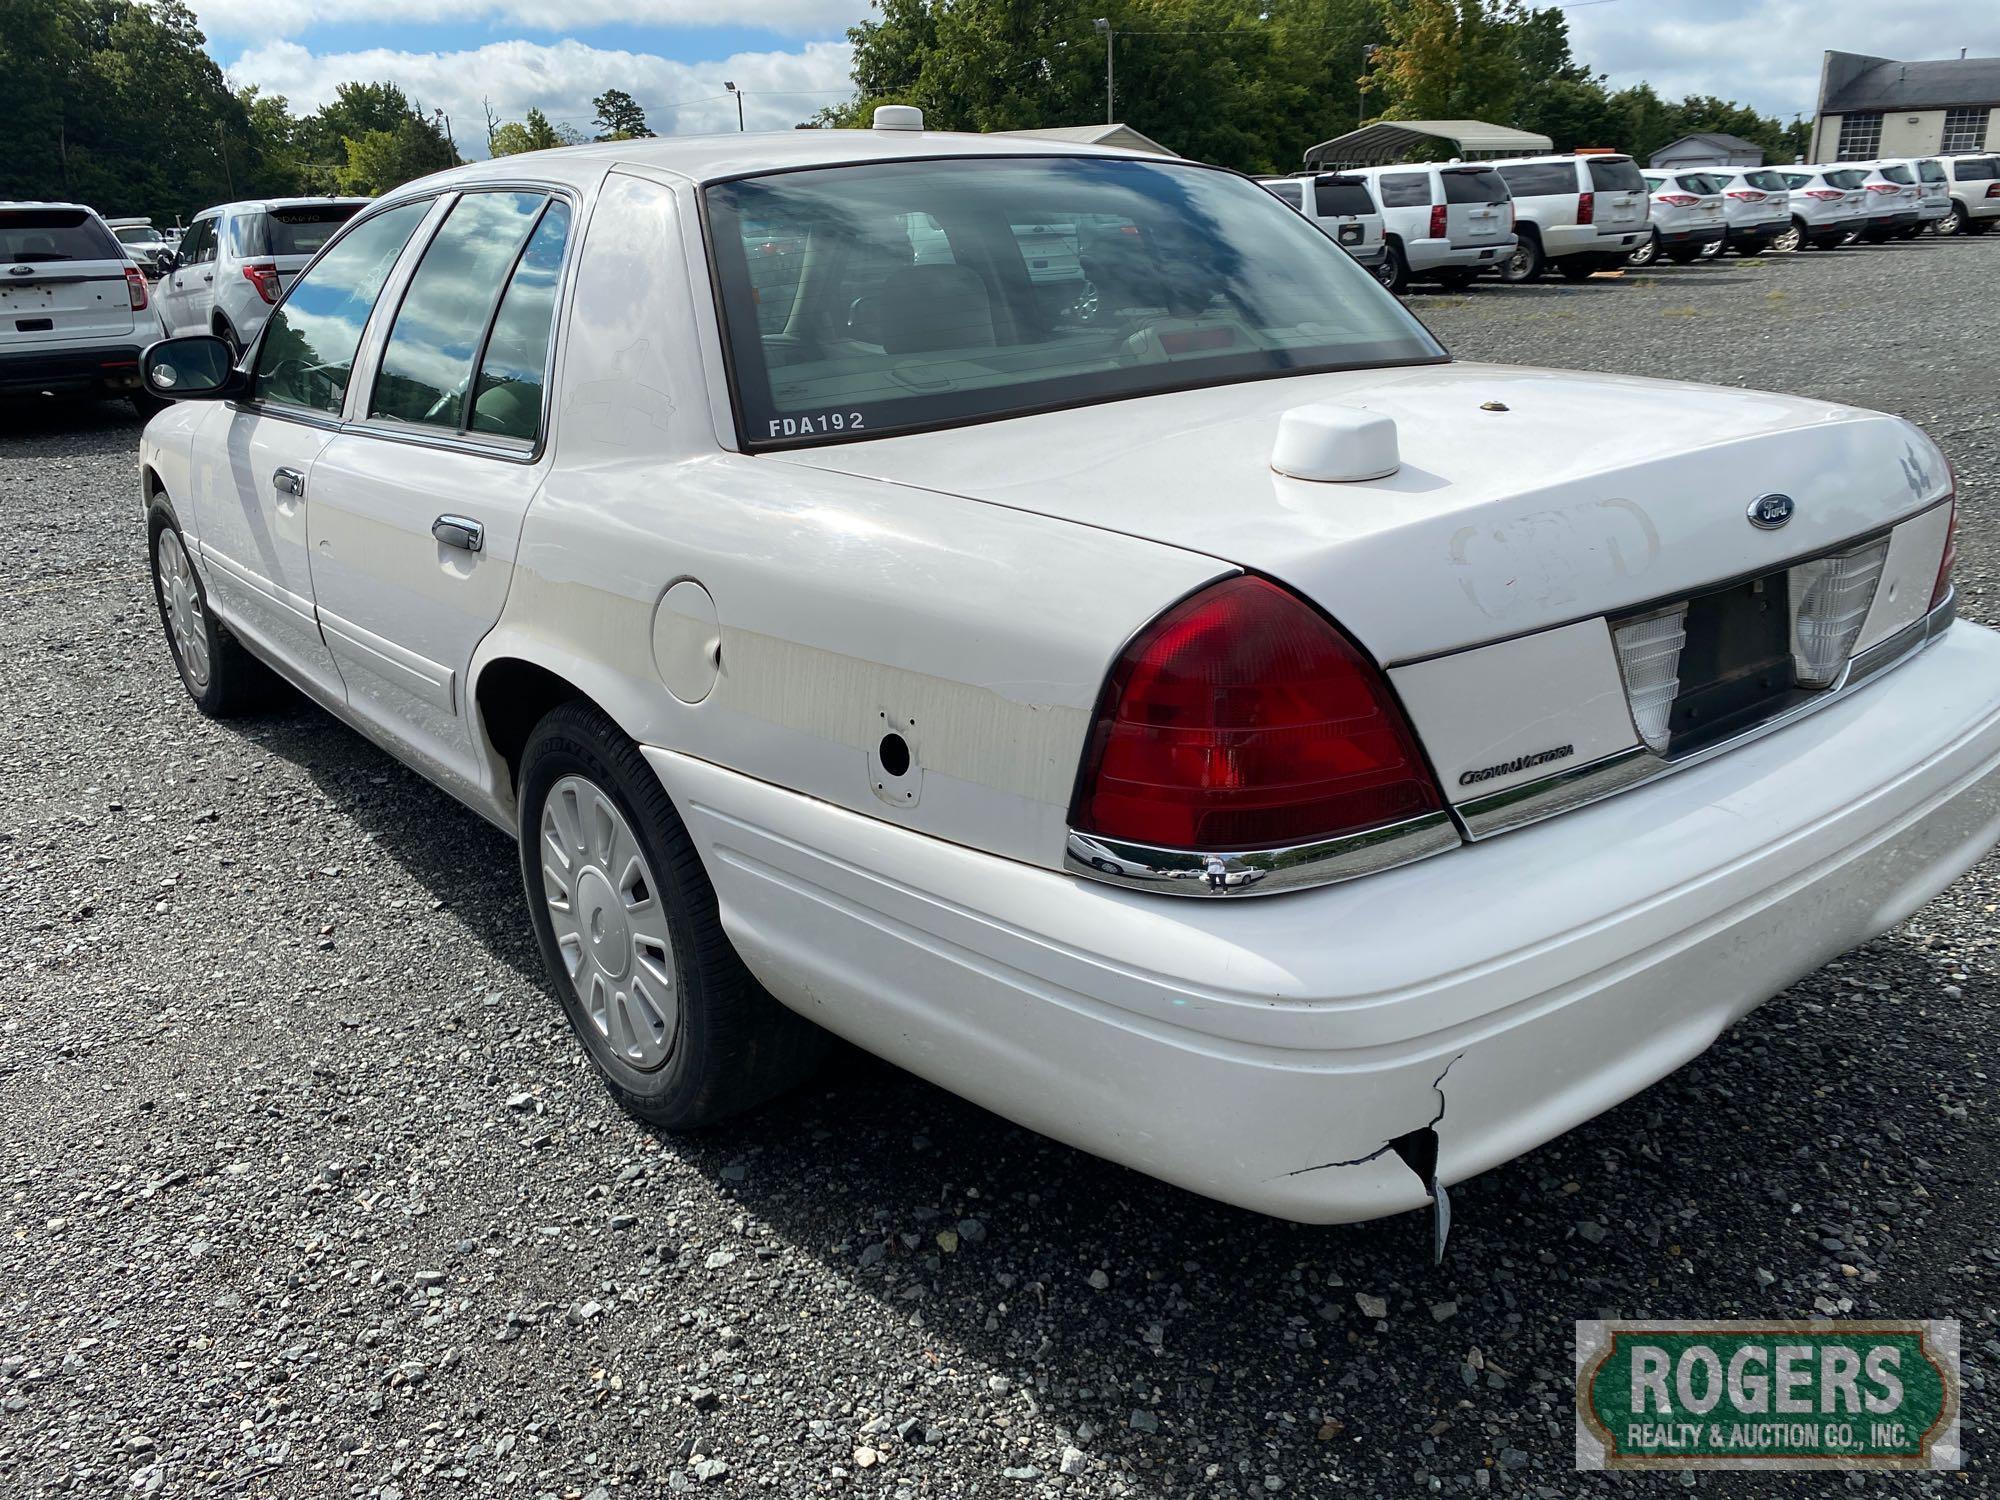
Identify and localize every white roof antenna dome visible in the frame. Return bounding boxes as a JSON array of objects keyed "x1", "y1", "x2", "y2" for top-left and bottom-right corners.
[{"x1": 873, "y1": 105, "x2": 925, "y2": 133}]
